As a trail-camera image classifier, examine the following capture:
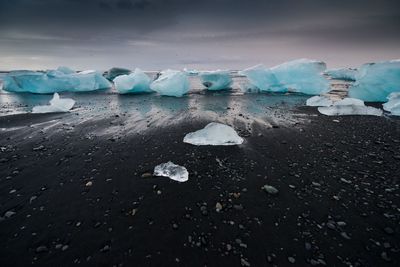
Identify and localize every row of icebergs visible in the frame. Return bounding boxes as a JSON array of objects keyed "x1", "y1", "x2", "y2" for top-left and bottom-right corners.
[{"x1": 2, "y1": 59, "x2": 400, "y2": 101}]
